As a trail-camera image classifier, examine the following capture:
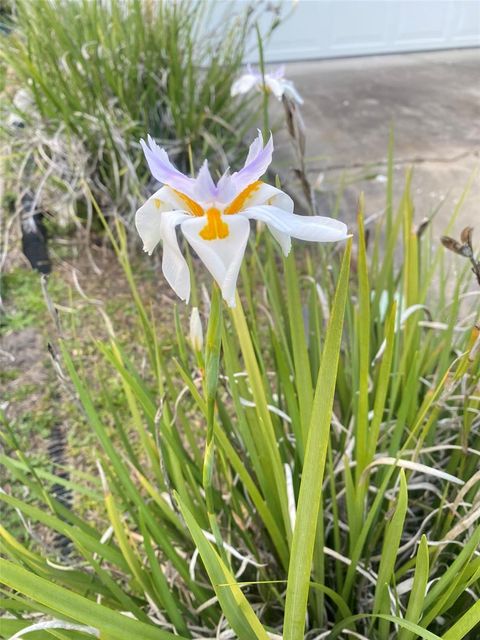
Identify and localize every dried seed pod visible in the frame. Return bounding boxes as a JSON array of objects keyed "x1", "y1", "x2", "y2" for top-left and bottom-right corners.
[
  {"x1": 460, "y1": 226, "x2": 473, "y2": 246},
  {"x1": 441, "y1": 235, "x2": 464, "y2": 255},
  {"x1": 416, "y1": 217, "x2": 430, "y2": 238}
]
